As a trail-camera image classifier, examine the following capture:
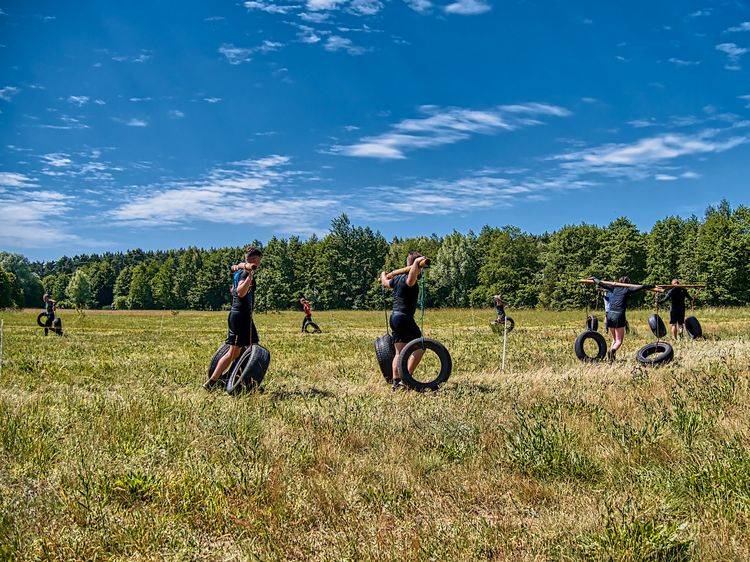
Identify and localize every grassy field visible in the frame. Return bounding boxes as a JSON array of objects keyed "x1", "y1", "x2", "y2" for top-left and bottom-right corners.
[{"x1": 0, "y1": 306, "x2": 749, "y2": 560}]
